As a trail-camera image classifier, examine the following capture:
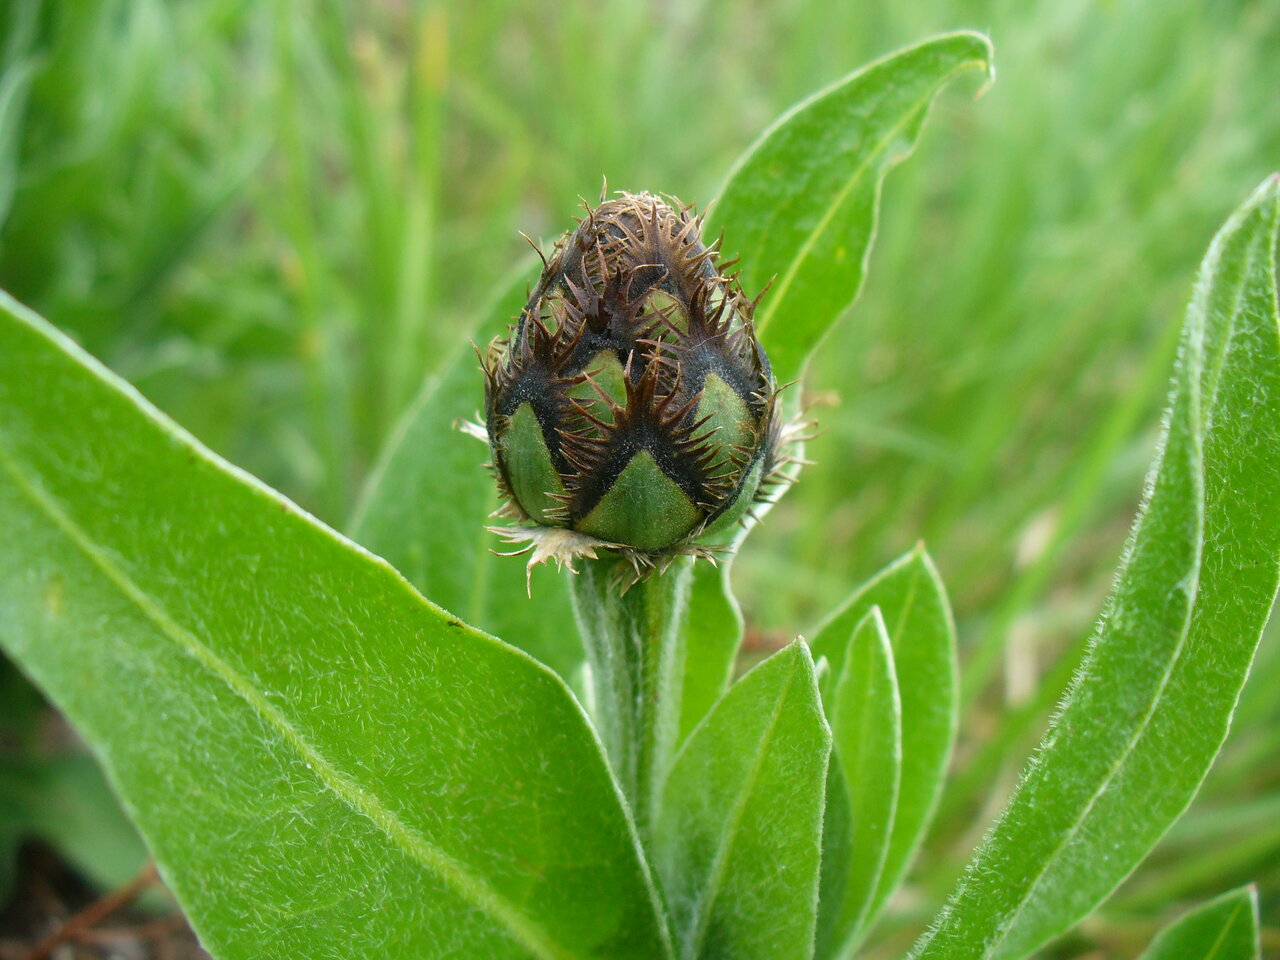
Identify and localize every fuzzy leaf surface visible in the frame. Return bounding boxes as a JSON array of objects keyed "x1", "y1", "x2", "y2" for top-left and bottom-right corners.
[
  {"x1": 655, "y1": 641, "x2": 831, "y2": 960},
  {"x1": 810, "y1": 545, "x2": 957, "y2": 933},
  {"x1": 914, "y1": 178, "x2": 1280, "y2": 960},
  {"x1": 0, "y1": 292, "x2": 670, "y2": 960},
  {"x1": 349, "y1": 265, "x2": 581, "y2": 678},
  {"x1": 1137, "y1": 886, "x2": 1260, "y2": 960},
  {"x1": 814, "y1": 608, "x2": 902, "y2": 959},
  {"x1": 710, "y1": 31, "x2": 994, "y2": 384}
]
